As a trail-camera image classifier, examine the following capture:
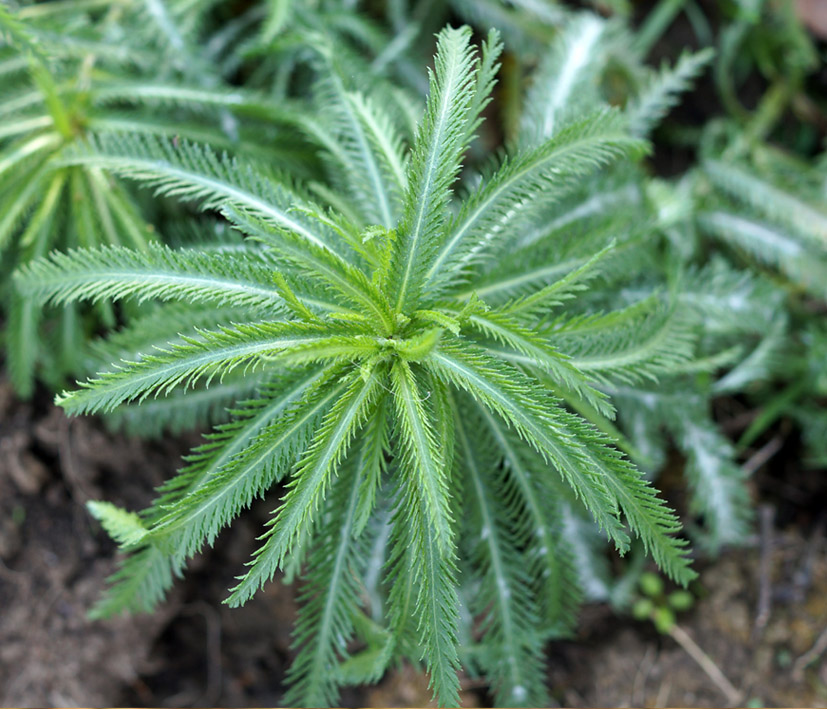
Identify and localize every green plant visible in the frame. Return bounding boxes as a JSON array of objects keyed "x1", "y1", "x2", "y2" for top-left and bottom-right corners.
[
  {"x1": 15, "y1": 21, "x2": 709, "y2": 707},
  {"x1": 632, "y1": 570, "x2": 694, "y2": 634}
]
